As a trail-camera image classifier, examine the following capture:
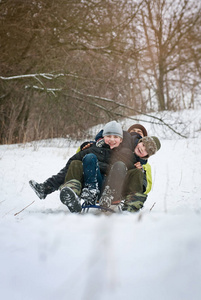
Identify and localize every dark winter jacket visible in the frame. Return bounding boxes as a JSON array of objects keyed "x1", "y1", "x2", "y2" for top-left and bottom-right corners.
[{"x1": 46, "y1": 132, "x2": 136, "y2": 191}]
